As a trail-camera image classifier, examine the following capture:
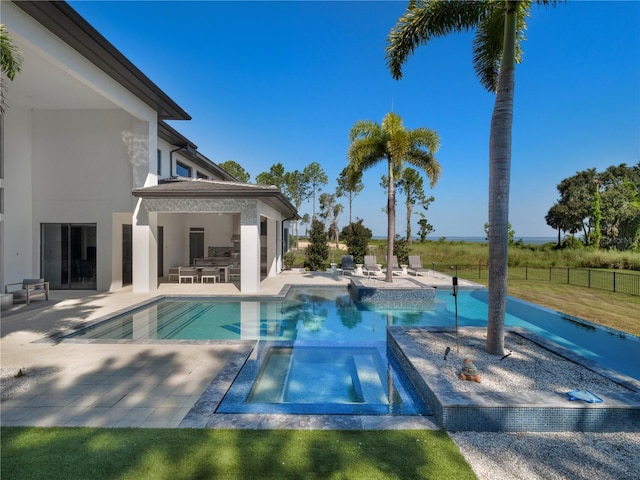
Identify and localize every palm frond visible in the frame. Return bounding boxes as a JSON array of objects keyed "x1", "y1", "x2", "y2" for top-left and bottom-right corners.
[
  {"x1": 409, "y1": 127, "x2": 441, "y2": 153},
  {"x1": 407, "y1": 149, "x2": 442, "y2": 187},
  {"x1": 349, "y1": 120, "x2": 382, "y2": 142},
  {"x1": 348, "y1": 136, "x2": 386, "y2": 170},
  {"x1": 473, "y1": 1, "x2": 531, "y2": 92},
  {"x1": 386, "y1": 0, "x2": 487, "y2": 80}
]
